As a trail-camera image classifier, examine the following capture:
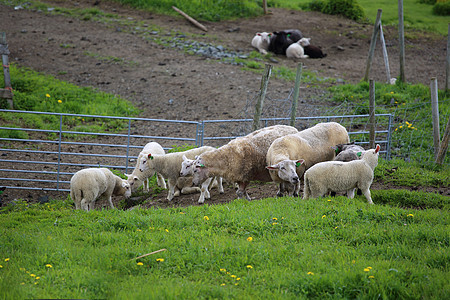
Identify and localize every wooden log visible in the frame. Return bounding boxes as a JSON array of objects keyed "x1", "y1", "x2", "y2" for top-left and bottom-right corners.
[
  {"x1": 435, "y1": 116, "x2": 450, "y2": 165},
  {"x1": 130, "y1": 249, "x2": 167, "y2": 261},
  {"x1": 379, "y1": 23, "x2": 391, "y2": 84},
  {"x1": 290, "y1": 63, "x2": 303, "y2": 127},
  {"x1": 253, "y1": 64, "x2": 272, "y2": 131},
  {"x1": 430, "y1": 78, "x2": 440, "y2": 160},
  {"x1": 363, "y1": 9, "x2": 382, "y2": 82},
  {"x1": 172, "y1": 6, "x2": 207, "y2": 32},
  {"x1": 398, "y1": 0, "x2": 406, "y2": 83},
  {"x1": 369, "y1": 79, "x2": 376, "y2": 149}
]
